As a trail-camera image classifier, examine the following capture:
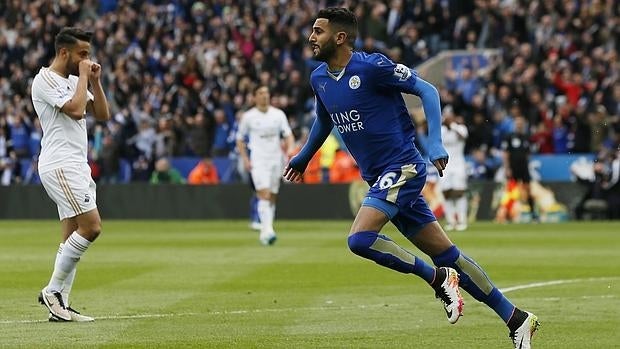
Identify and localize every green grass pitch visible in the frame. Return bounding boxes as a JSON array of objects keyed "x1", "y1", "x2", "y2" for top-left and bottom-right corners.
[{"x1": 1, "y1": 220, "x2": 619, "y2": 348}]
